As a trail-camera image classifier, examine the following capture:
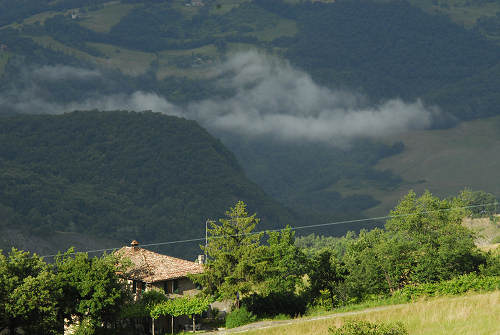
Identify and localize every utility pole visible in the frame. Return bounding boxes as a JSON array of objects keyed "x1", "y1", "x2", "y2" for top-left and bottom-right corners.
[{"x1": 205, "y1": 219, "x2": 209, "y2": 263}]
